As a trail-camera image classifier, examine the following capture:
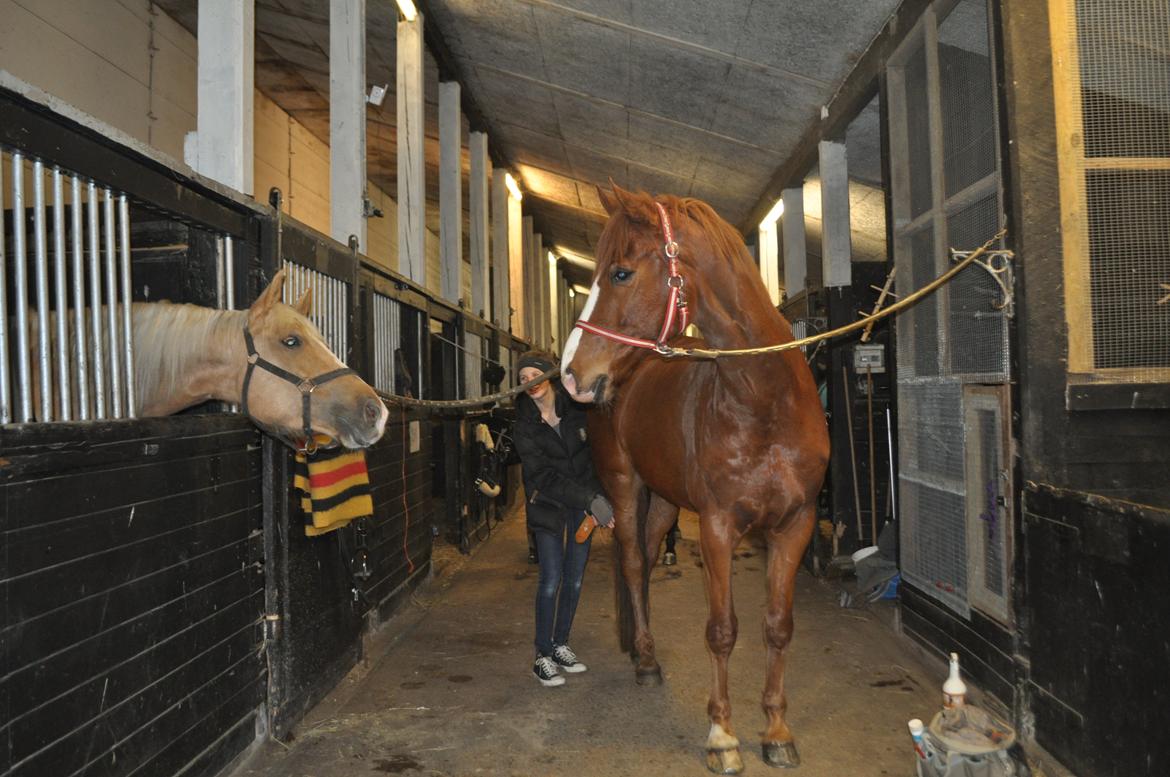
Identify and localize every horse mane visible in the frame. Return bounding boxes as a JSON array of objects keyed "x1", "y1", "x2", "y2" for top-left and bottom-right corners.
[
  {"x1": 133, "y1": 301, "x2": 242, "y2": 409},
  {"x1": 596, "y1": 190, "x2": 759, "y2": 279}
]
